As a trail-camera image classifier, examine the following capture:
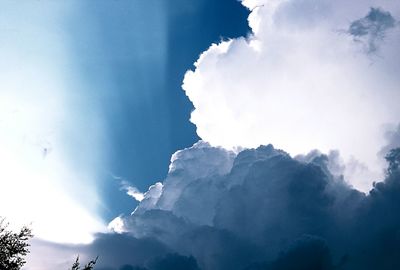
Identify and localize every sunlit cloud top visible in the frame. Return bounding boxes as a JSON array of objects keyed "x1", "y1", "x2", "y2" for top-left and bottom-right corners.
[{"x1": 183, "y1": 0, "x2": 400, "y2": 191}]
